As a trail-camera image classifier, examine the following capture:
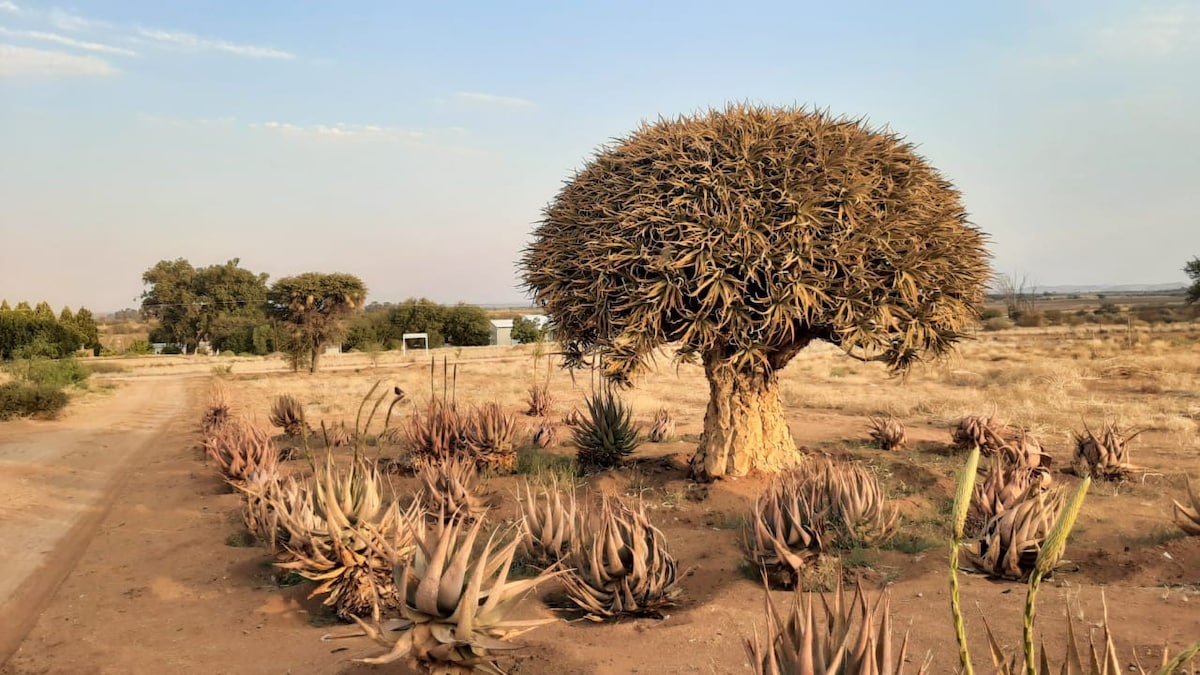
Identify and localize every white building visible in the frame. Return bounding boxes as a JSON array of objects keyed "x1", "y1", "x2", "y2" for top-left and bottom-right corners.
[{"x1": 490, "y1": 319, "x2": 513, "y2": 346}]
